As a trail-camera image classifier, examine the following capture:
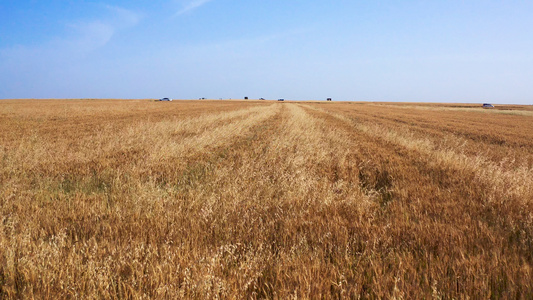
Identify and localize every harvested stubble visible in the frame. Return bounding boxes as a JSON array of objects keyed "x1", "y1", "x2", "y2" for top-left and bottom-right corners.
[{"x1": 0, "y1": 99, "x2": 532, "y2": 299}]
